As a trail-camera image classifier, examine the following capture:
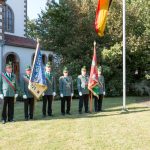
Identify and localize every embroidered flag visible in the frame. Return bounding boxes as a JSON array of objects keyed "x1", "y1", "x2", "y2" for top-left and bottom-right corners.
[
  {"x1": 88, "y1": 42, "x2": 99, "y2": 98},
  {"x1": 28, "y1": 41, "x2": 47, "y2": 99}
]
